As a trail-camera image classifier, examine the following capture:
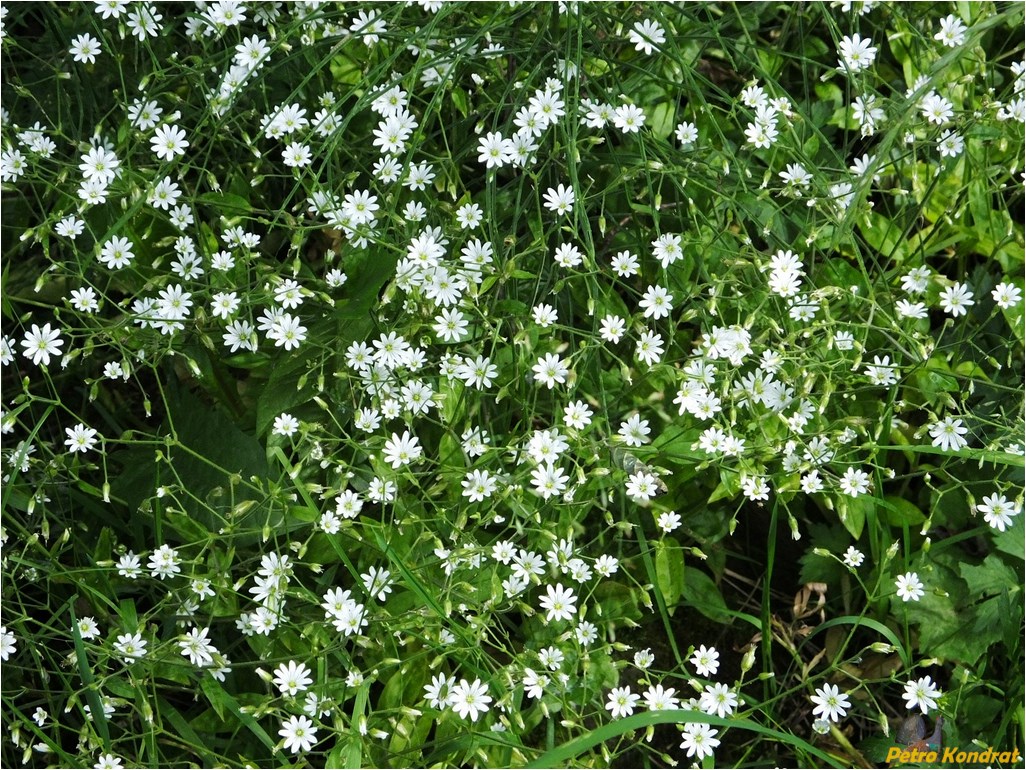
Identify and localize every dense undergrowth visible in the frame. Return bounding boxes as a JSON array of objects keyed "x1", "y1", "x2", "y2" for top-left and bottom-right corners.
[{"x1": 1, "y1": 2, "x2": 1024, "y2": 768}]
